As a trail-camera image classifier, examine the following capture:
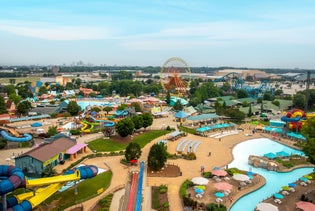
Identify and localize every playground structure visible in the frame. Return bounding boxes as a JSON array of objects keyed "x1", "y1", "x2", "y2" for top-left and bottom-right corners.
[
  {"x1": 214, "y1": 72, "x2": 274, "y2": 98},
  {"x1": 160, "y1": 57, "x2": 191, "y2": 96},
  {"x1": 0, "y1": 127, "x2": 32, "y2": 142},
  {"x1": 80, "y1": 115, "x2": 115, "y2": 133},
  {"x1": 0, "y1": 164, "x2": 98, "y2": 211},
  {"x1": 281, "y1": 109, "x2": 306, "y2": 131}
]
